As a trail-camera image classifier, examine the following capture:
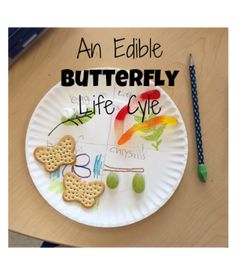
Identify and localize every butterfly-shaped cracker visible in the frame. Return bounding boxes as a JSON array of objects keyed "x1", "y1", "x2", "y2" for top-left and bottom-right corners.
[
  {"x1": 34, "y1": 135, "x2": 76, "y2": 173},
  {"x1": 63, "y1": 172, "x2": 105, "y2": 208}
]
